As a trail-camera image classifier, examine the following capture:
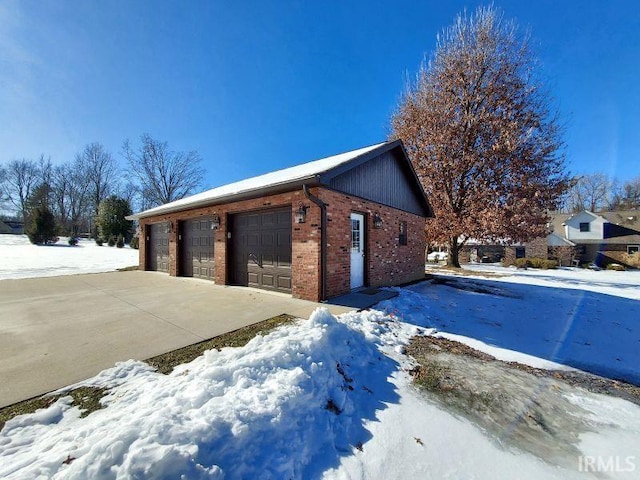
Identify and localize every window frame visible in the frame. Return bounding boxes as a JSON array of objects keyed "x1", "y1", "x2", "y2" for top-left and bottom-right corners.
[{"x1": 579, "y1": 222, "x2": 590, "y2": 233}]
